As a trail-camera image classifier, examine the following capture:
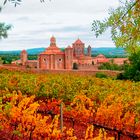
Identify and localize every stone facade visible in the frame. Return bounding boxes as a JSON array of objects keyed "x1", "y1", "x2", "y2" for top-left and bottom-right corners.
[
  {"x1": 38, "y1": 36, "x2": 93, "y2": 70},
  {"x1": 38, "y1": 37, "x2": 66, "y2": 70}
]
